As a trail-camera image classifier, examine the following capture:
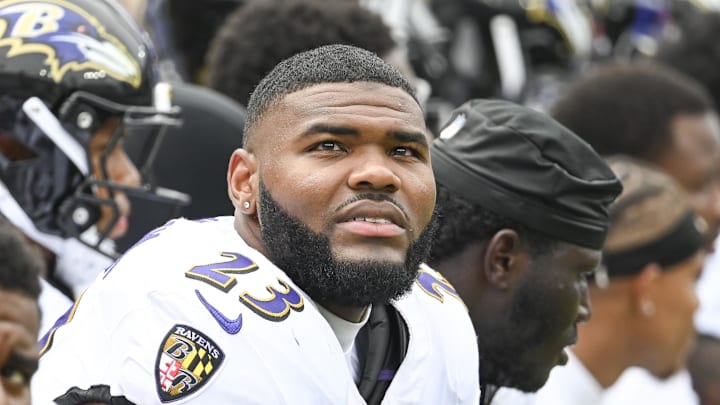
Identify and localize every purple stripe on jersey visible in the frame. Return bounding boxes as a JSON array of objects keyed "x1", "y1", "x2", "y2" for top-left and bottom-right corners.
[
  {"x1": 378, "y1": 369, "x2": 395, "y2": 381},
  {"x1": 38, "y1": 303, "x2": 73, "y2": 349},
  {"x1": 416, "y1": 270, "x2": 459, "y2": 302}
]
